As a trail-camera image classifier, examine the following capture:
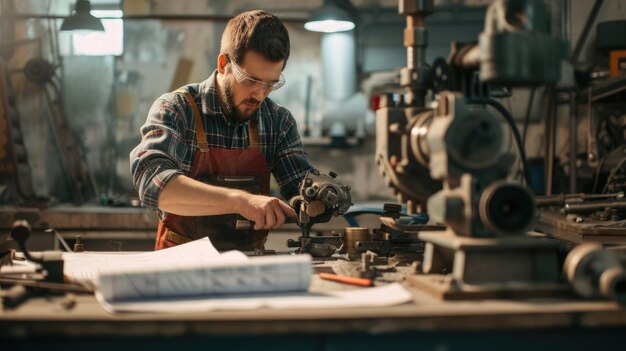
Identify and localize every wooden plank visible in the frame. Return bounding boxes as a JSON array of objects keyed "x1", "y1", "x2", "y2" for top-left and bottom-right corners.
[
  {"x1": 2, "y1": 282, "x2": 626, "y2": 337},
  {"x1": 169, "y1": 57, "x2": 194, "y2": 91},
  {"x1": 537, "y1": 210, "x2": 626, "y2": 244},
  {"x1": 0, "y1": 206, "x2": 158, "y2": 230}
]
